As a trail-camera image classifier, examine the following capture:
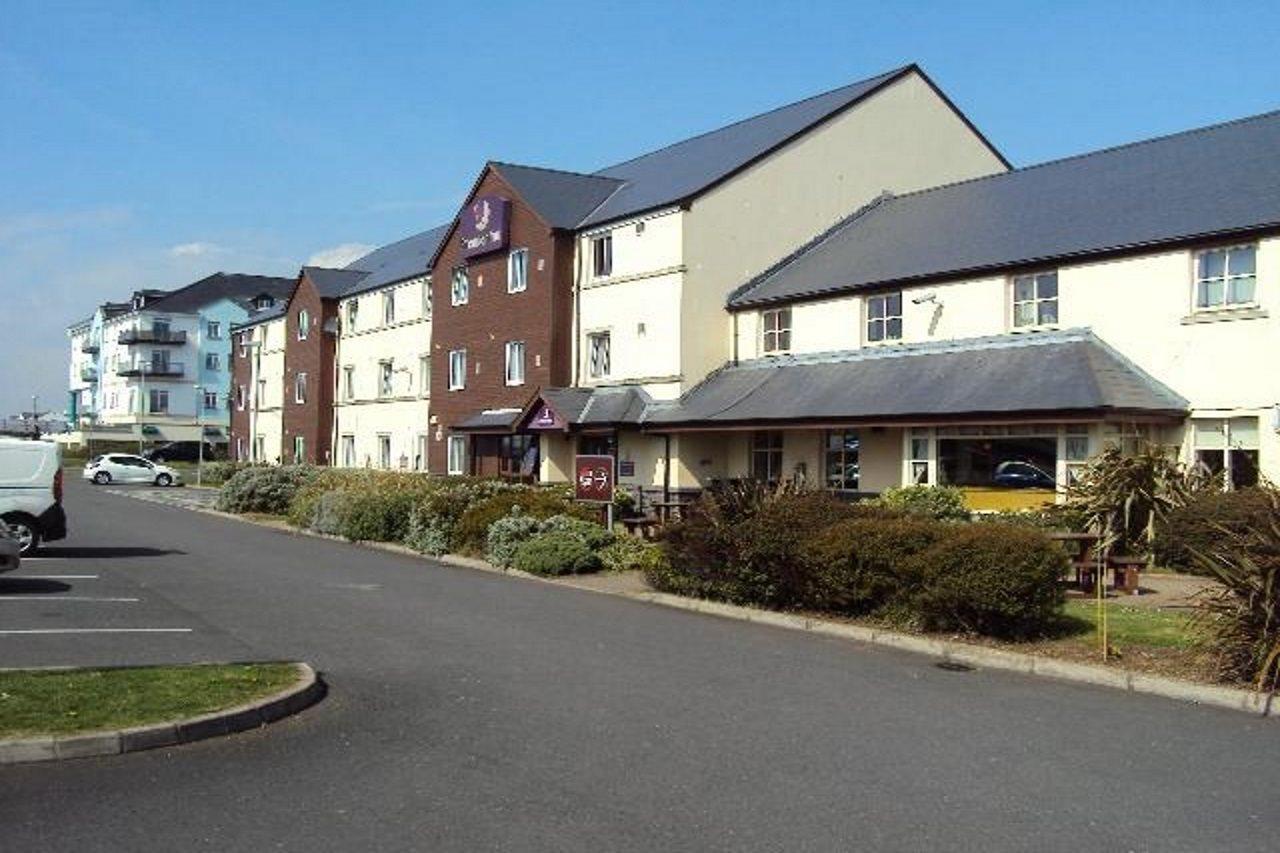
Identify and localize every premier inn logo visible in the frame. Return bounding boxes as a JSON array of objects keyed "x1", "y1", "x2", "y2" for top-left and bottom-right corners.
[{"x1": 459, "y1": 195, "x2": 510, "y2": 259}]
